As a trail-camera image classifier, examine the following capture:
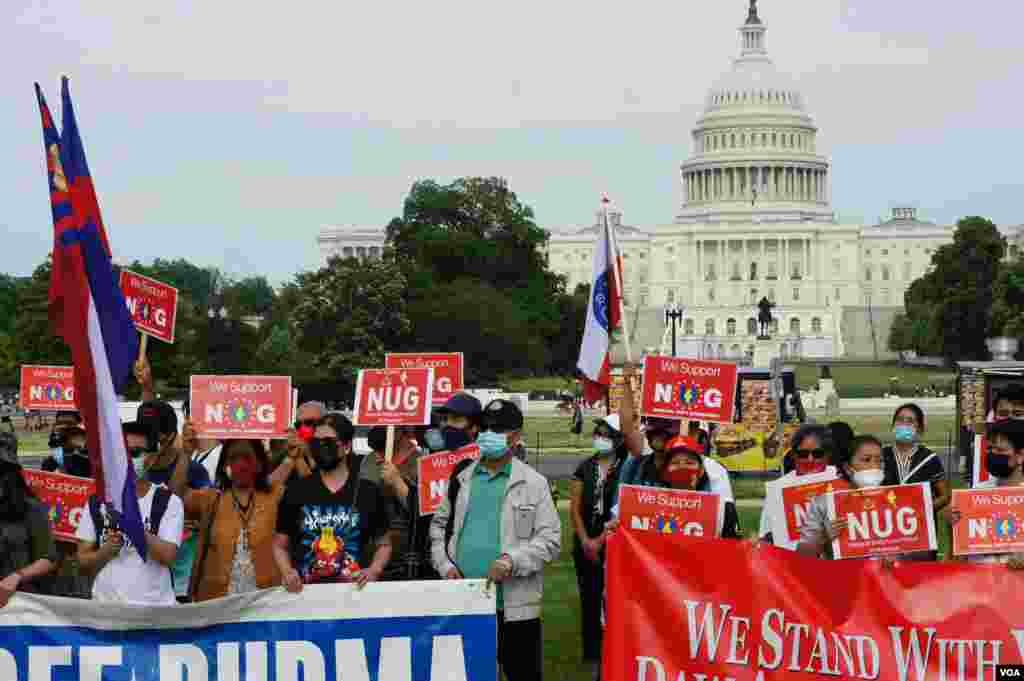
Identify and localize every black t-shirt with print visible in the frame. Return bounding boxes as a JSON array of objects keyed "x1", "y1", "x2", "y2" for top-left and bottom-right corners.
[{"x1": 276, "y1": 473, "x2": 390, "y2": 583}]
